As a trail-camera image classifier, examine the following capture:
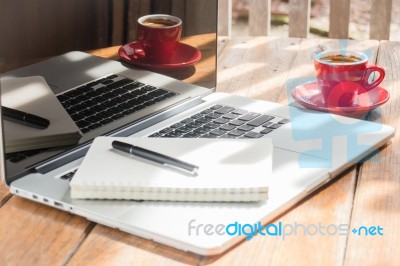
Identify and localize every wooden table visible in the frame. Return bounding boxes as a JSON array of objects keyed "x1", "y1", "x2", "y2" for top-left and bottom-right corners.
[{"x1": 1, "y1": 35, "x2": 399, "y2": 265}]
